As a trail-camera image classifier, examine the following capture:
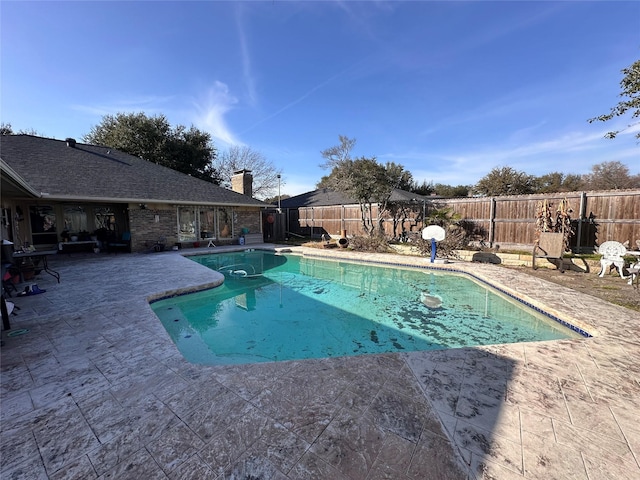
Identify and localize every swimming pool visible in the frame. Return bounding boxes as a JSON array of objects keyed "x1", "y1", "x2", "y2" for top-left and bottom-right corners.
[{"x1": 151, "y1": 251, "x2": 584, "y2": 365}]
